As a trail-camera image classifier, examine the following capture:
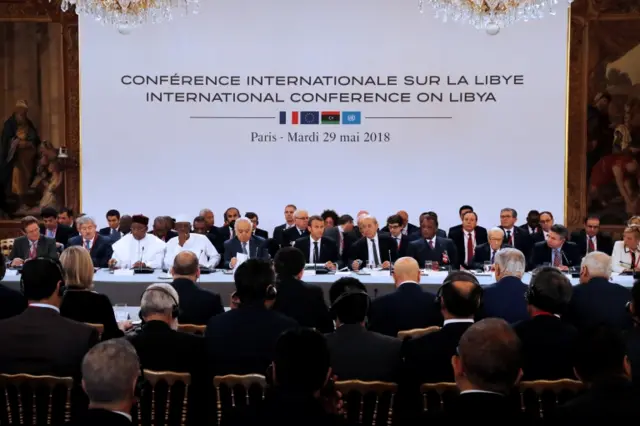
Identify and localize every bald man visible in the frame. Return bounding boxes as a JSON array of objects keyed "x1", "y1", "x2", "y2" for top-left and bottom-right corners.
[
  {"x1": 348, "y1": 216, "x2": 398, "y2": 271},
  {"x1": 368, "y1": 257, "x2": 441, "y2": 337}
]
